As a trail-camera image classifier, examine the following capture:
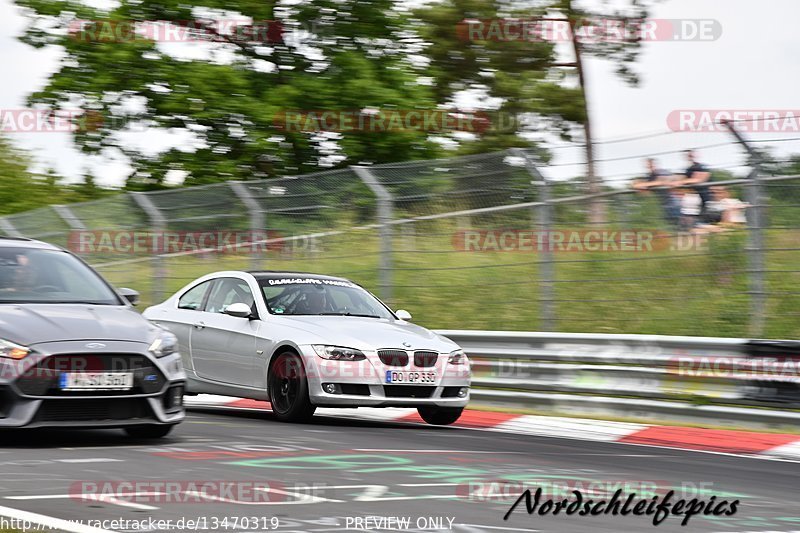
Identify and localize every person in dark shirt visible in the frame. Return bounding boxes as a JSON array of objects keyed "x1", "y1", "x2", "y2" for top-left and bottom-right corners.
[
  {"x1": 633, "y1": 158, "x2": 680, "y2": 227},
  {"x1": 676, "y1": 150, "x2": 712, "y2": 211}
]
